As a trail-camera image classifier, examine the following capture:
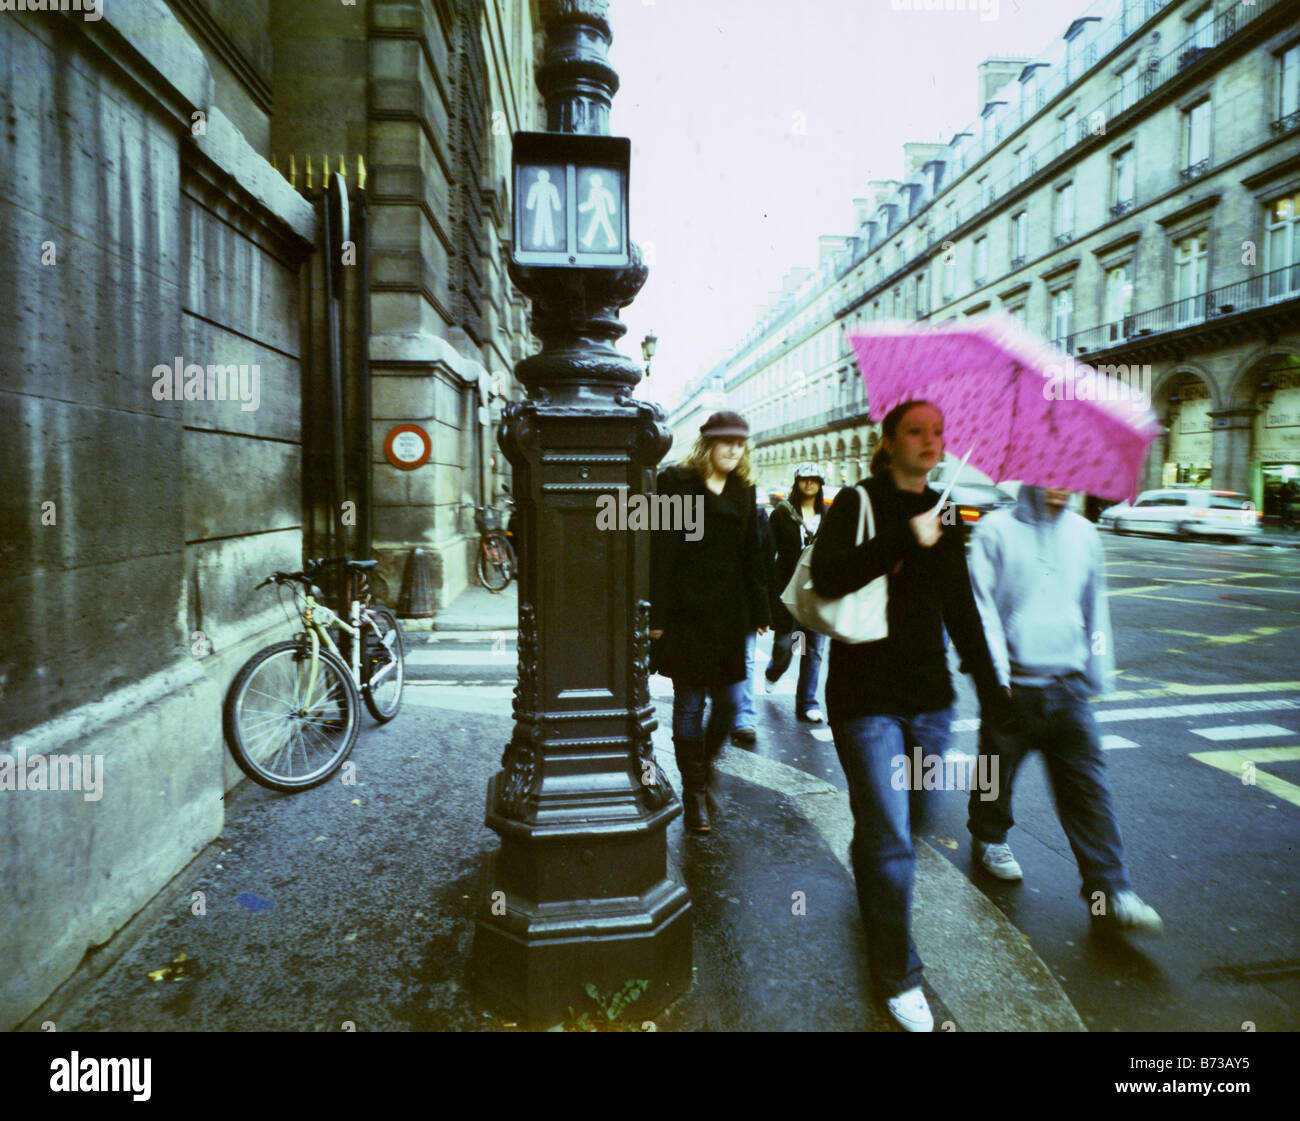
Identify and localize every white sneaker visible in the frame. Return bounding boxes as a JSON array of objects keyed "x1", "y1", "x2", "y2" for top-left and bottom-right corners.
[
  {"x1": 799, "y1": 707, "x2": 825, "y2": 723},
  {"x1": 1095, "y1": 890, "x2": 1163, "y2": 936},
  {"x1": 763, "y1": 677, "x2": 776, "y2": 694},
  {"x1": 885, "y1": 987, "x2": 934, "y2": 1033},
  {"x1": 972, "y1": 839, "x2": 1023, "y2": 882}
]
